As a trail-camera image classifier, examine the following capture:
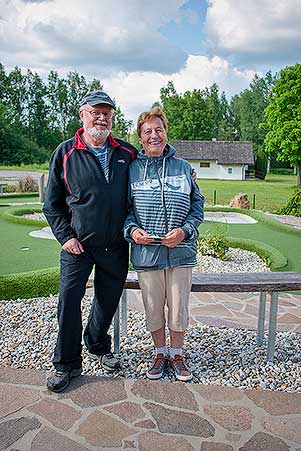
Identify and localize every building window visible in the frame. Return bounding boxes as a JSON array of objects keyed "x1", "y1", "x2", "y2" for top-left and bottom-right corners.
[
  {"x1": 200, "y1": 162, "x2": 210, "y2": 168},
  {"x1": 228, "y1": 167, "x2": 233, "y2": 174}
]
